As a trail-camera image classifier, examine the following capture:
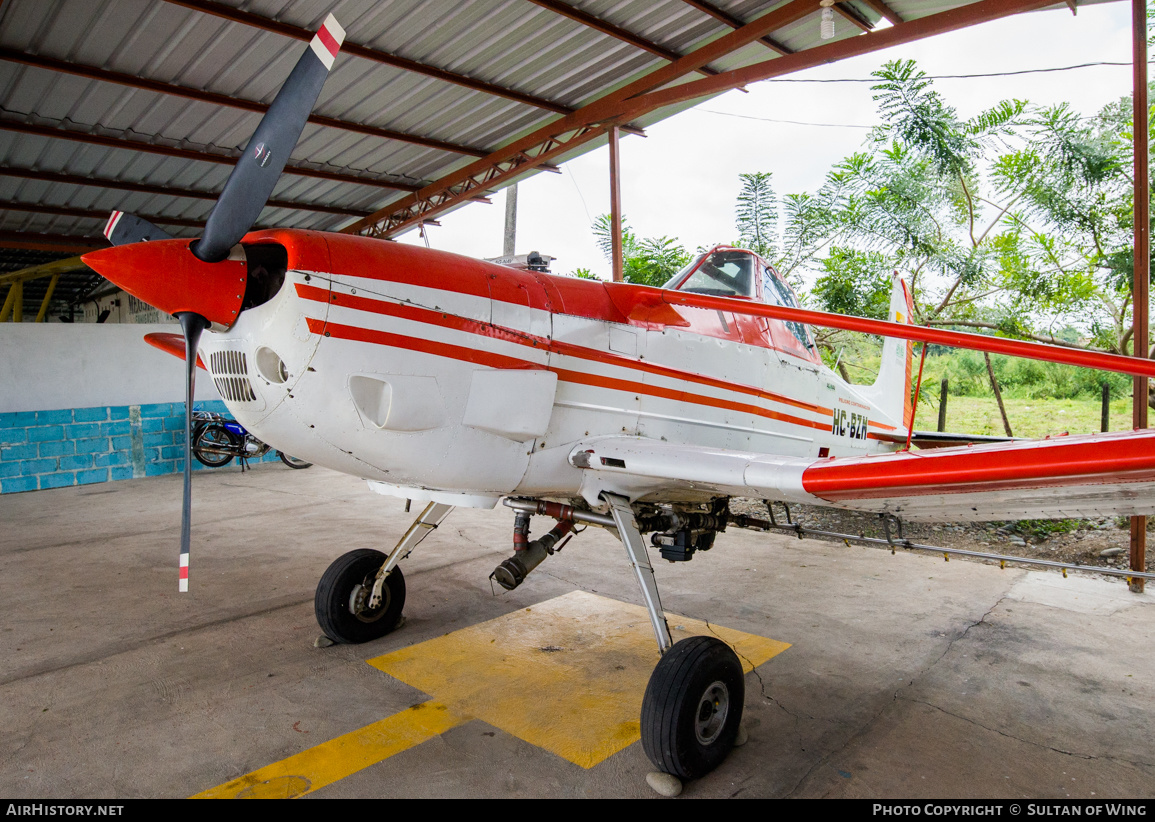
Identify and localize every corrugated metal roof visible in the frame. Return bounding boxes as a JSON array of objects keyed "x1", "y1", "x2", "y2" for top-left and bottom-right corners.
[{"x1": 0, "y1": 0, "x2": 1122, "y2": 272}]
